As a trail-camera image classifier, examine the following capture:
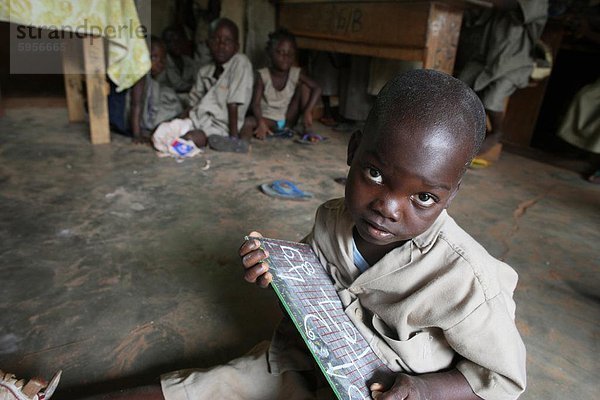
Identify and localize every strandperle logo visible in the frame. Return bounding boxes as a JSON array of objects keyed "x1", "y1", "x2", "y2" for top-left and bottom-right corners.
[
  {"x1": 6, "y1": 0, "x2": 152, "y2": 76},
  {"x1": 14, "y1": 18, "x2": 147, "y2": 43}
]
